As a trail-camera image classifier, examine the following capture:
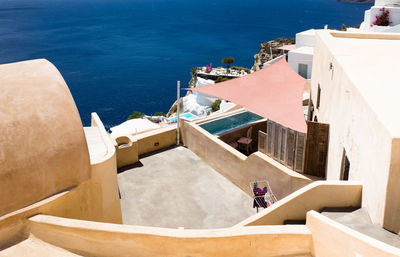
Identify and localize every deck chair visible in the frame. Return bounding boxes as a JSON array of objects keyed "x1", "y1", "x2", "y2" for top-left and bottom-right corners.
[
  {"x1": 250, "y1": 180, "x2": 277, "y2": 213},
  {"x1": 237, "y1": 126, "x2": 253, "y2": 154}
]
